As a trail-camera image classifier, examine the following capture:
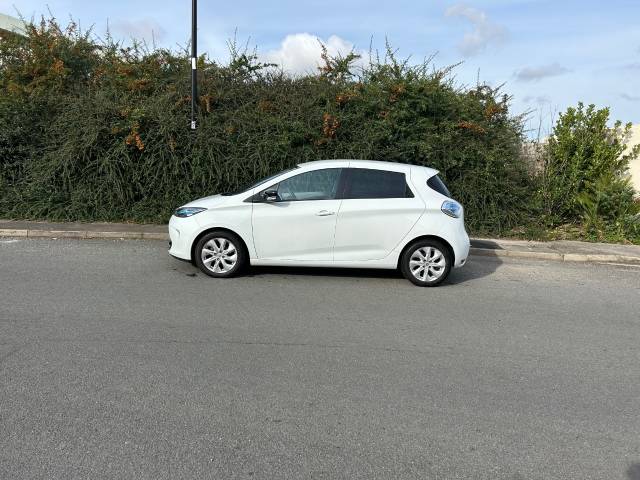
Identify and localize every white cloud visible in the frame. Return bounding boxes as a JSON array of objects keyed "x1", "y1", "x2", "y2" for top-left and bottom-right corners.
[
  {"x1": 260, "y1": 33, "x2": 365, "y2": 74},
  {"x1": 111, "y1": 18, "x2": 166, "y2": 43},
  {"x1": 515, "y1": 63, "x2": 571, "y2": 82},
  {"x1": 445, "y1": 4, "x2": 508, "y2": 57}
]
